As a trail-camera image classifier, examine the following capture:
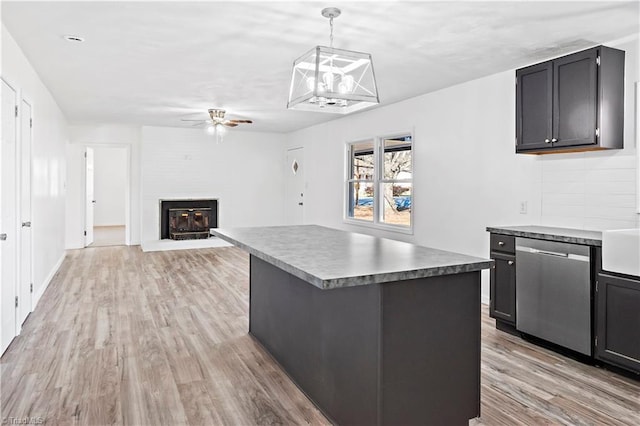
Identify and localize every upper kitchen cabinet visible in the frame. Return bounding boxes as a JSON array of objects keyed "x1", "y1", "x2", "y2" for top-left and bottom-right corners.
[{"x1": 516, "y1": 45, "x2": 625, "y2": 154}]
